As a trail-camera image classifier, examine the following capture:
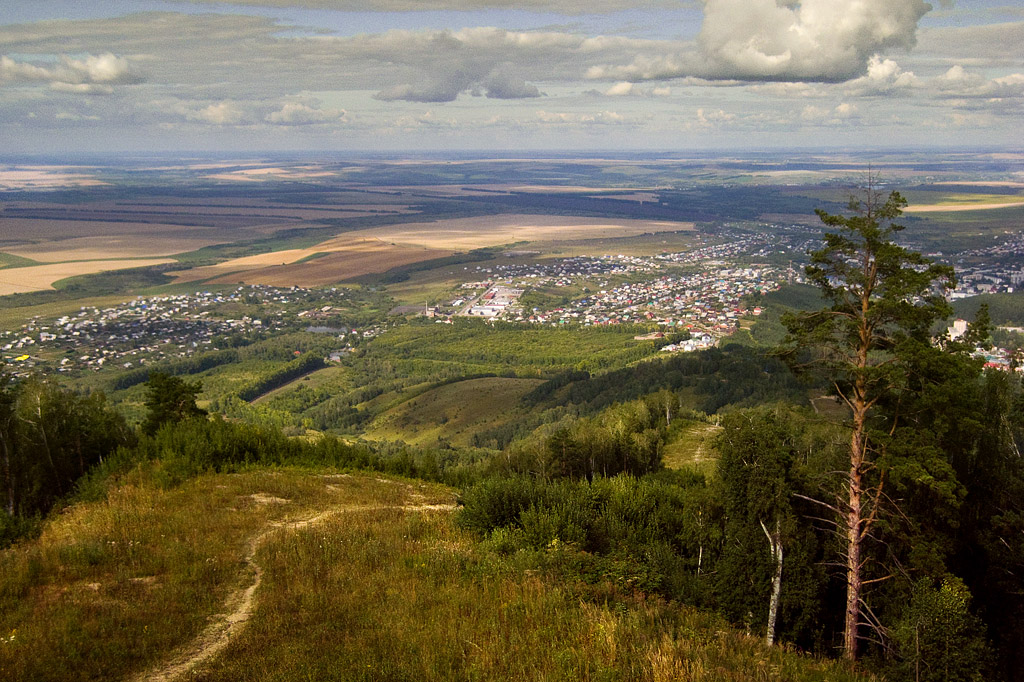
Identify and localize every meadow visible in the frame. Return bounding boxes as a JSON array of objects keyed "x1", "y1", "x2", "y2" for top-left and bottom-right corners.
[{"x1": 0, "y1": 466, "x2": 872, "y2": 682}]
